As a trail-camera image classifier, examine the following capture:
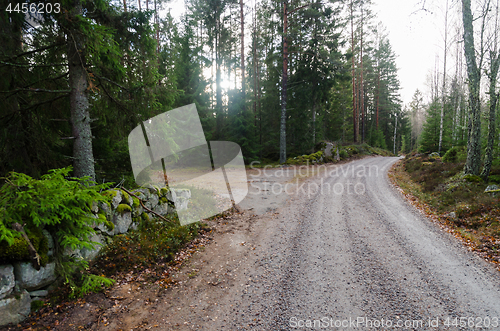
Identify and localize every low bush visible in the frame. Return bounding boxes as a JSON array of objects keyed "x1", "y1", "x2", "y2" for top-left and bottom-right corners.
[{"x1": 0, "y1": 167, "x2": 115, "y2": 297}]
